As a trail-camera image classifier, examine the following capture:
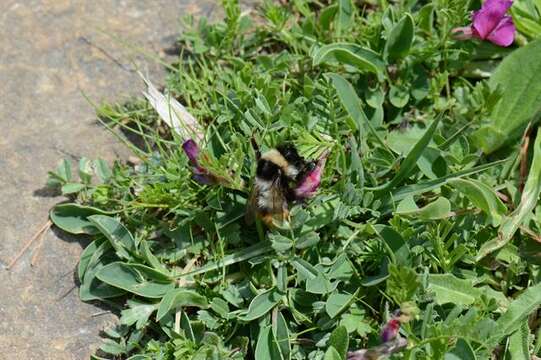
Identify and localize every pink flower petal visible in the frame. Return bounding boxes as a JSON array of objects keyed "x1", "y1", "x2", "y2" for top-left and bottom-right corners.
[
  {"x1": 487, "y1": 15, "x2": 515, "y2": 46},
  {"x1": 294, "y1": 154, "x2": 328, "y2": 199},
  {"x1": 472, "y1": 0, "x2": 513, "y2": 39}
]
